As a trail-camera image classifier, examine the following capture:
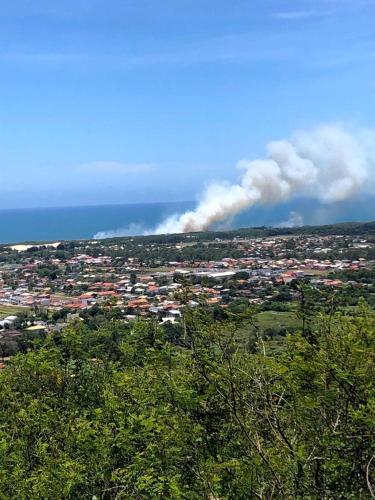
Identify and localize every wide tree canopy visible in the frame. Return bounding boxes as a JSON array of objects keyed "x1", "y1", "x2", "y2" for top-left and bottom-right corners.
[{"x1": 0, "y1": 302, "x2": 374, "y2": 498}]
